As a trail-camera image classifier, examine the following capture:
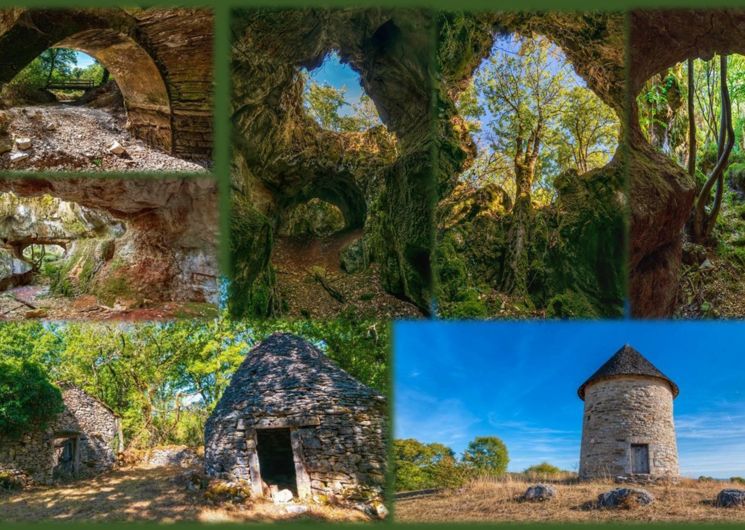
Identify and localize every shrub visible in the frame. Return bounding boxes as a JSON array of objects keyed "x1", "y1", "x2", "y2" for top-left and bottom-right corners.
[{"x1": 0, "y1": 358, "x2": 63, "y2": 438}]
